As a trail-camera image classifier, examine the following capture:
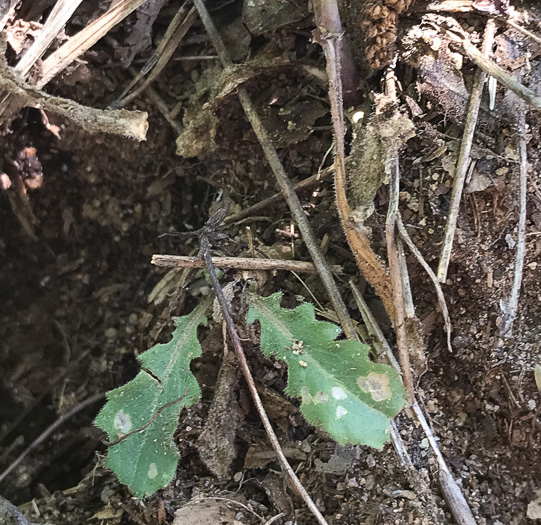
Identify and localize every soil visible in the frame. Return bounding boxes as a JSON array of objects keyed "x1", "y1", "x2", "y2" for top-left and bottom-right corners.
[{"x1": 1, "y1": 1, "x2": 540, "y2": 525}]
